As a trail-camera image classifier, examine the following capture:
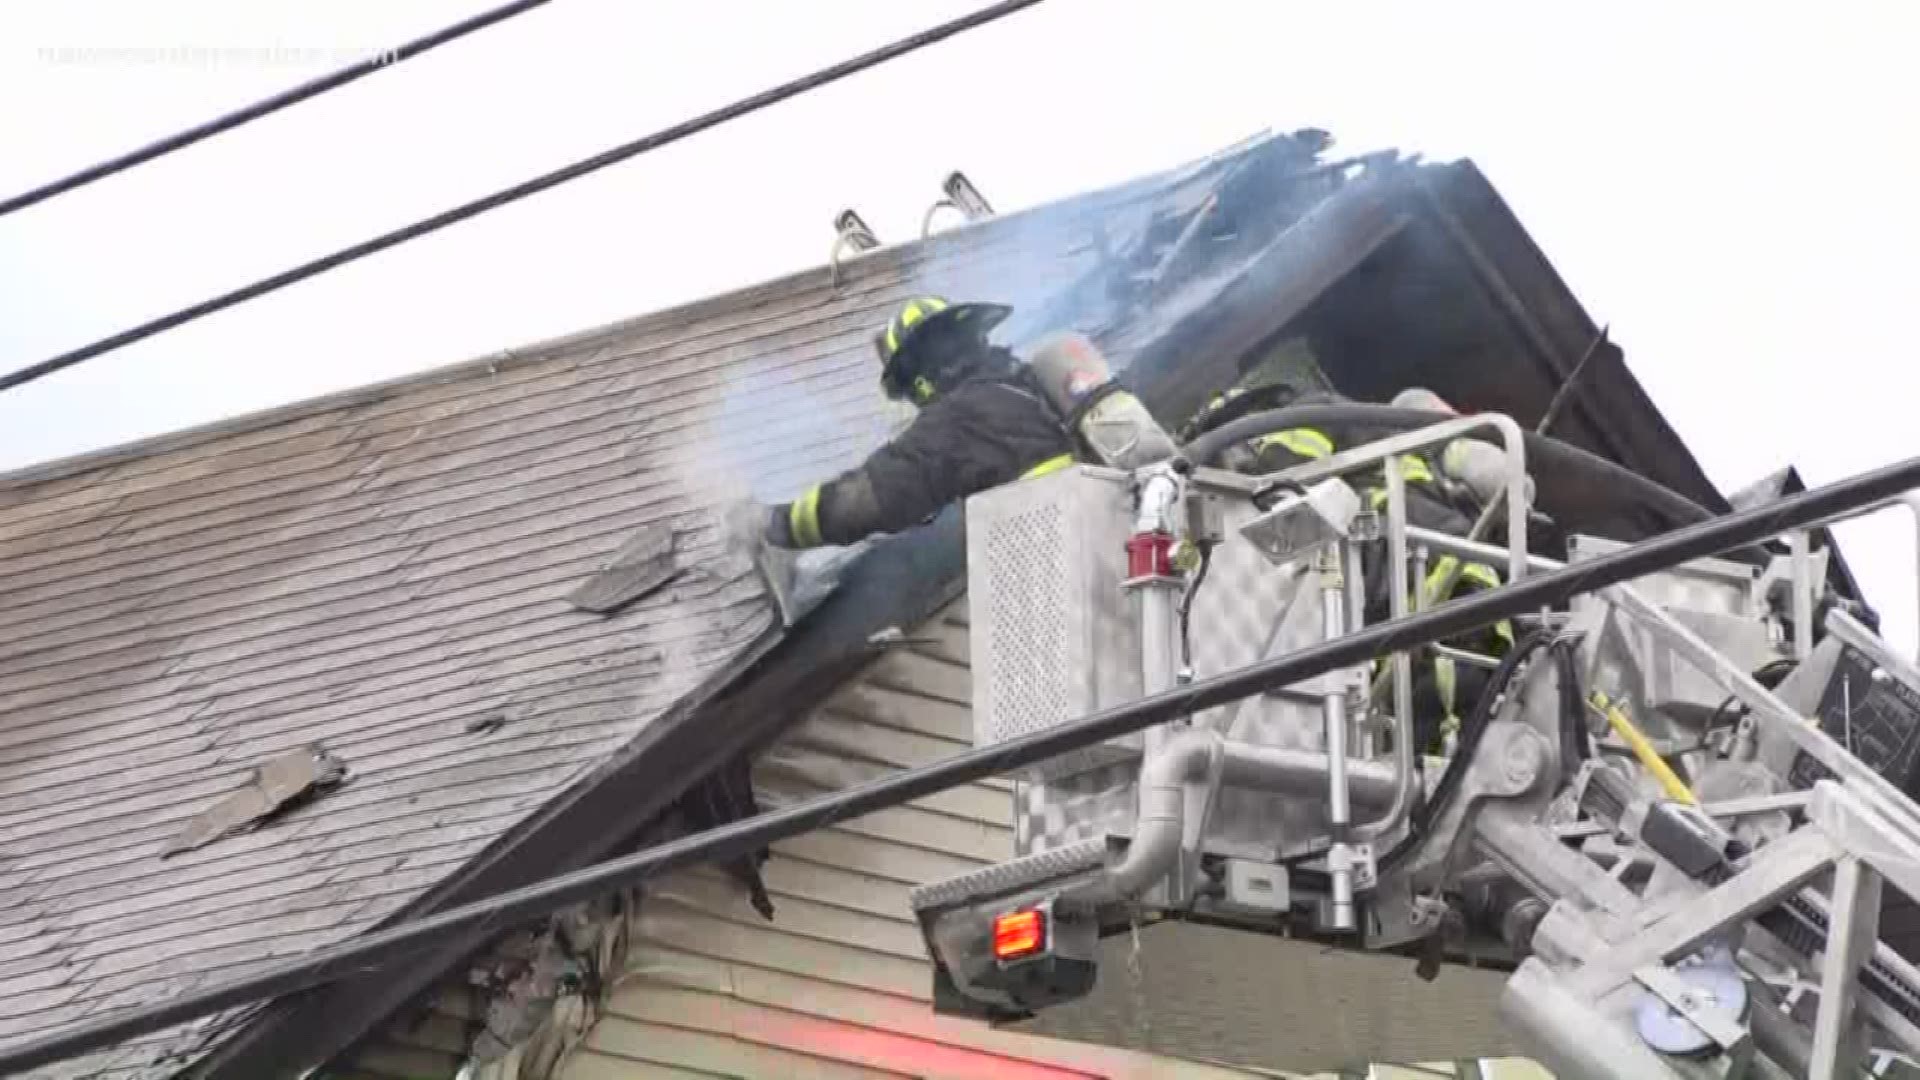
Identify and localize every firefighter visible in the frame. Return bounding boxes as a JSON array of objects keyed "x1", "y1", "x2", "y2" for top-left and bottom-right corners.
[
  {"x1": 762, "y1": 296, "x2": 1074, "y2": 550},
  {"x1": 1183, "y1": 381, "x2": 1514, "y2": 753}
]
